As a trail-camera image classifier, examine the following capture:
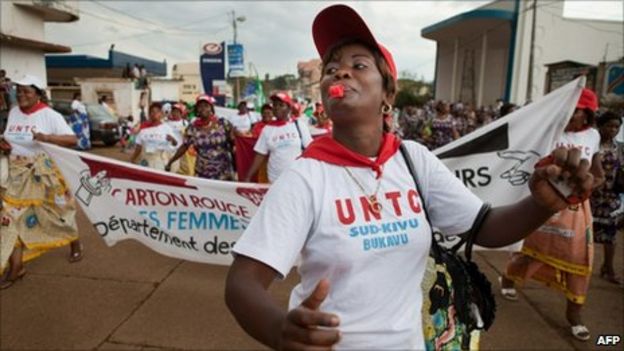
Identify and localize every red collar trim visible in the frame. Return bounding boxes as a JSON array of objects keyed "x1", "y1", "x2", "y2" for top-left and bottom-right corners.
[
  {"x1": 301, "y1": 133, "x2": 401, "y2": 178},
  {"x1": 267, "y1": 118, "x2": 290, "y2": 127},
  {"x1": 140, "y1": 121, "x2": 162, "y2": 130},
  {"x1": 20, "y1": 101, "x2": 48, "y2": 115},
  {"x1": 193, "y1": 115, "x2": 218, "y2": 128}
]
